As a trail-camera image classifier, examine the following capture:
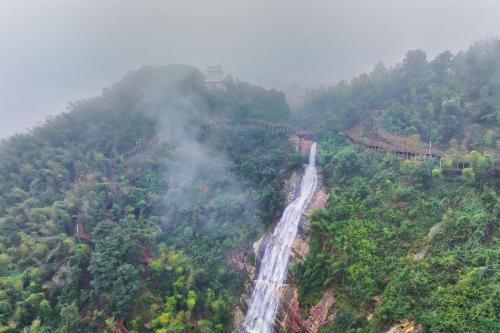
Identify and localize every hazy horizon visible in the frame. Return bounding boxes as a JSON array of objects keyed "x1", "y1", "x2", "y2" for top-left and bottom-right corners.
[{"x1": 1, "y1": 0, "x2": 500, "y2": 138}]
